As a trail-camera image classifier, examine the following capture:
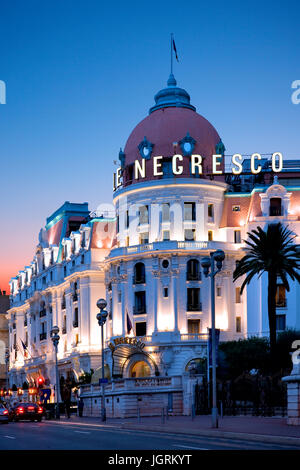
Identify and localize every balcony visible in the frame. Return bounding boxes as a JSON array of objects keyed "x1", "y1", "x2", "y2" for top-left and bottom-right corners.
[
  {"x1": 276, "y1": 299, "x2": 287, "y2": 308},
  {"x1": 187, "y1": 303, "x2": 202, "y2": 312},
  {"x1": 186, "y1": 272, "x2": 201, "y2": 281},
  {"x1": 132, "y1": 276, "x2": 146, "y2": 285},
  {"x1": 73, "y1": 320, "x2": 78, "y2": 328},
  {"x1": 133, "y1": 306, "x2": 147, "y2": 315},
  {"x1": 40, "y1": 333, "x2": 47, "y2": 341}
]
